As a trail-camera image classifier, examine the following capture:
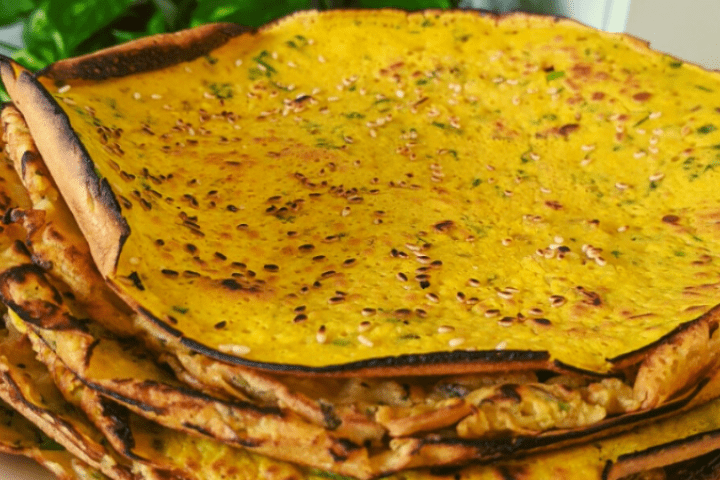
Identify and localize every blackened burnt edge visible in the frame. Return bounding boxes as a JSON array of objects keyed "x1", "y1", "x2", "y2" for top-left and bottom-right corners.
[
  {"x1": 17, "y1": 70, "x2": 131, "y2": 269},
  {"x1": 608, "y1": 304, "x2": 720, "y2": 365},
  {"x1": 184, "y1": 334, "x2": 551, "y2": 374},
  {"x1": 603, "y1": 429, "x2": 720, "y2": 480},
  {"x1": 38, "y1": 24, "x2": 250, "y2": 82}
]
